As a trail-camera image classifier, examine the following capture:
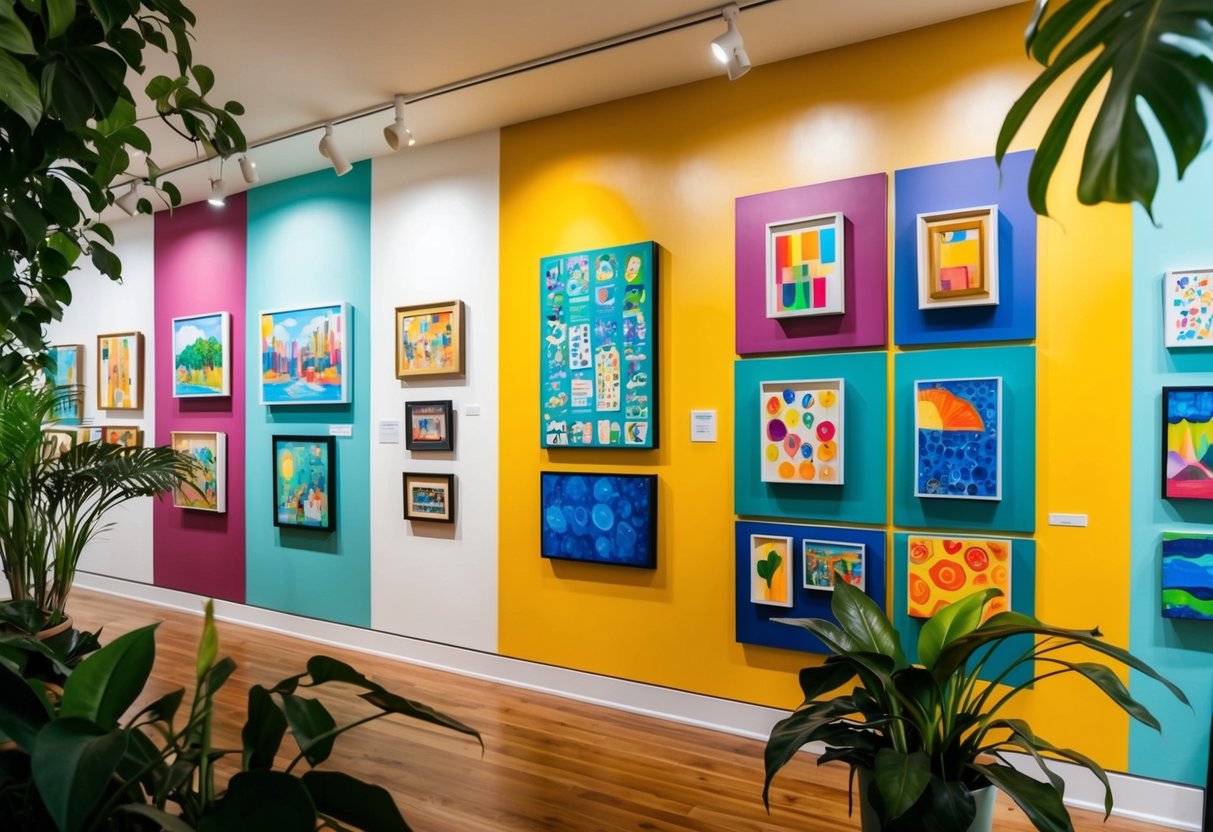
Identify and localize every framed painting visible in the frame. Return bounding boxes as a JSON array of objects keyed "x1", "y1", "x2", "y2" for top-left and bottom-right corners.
[
  {"x1": 171, "y1": 431, "x2": 226, "y2": 513},
  {"x1": 765, "y1": 212, "x2": 845, "y2": 318},
  {"x1": 75, "y1": 427, "x2": 101, "y2": 444},
  {"x1": 916, "y1": 206, "x2": 999, "y2": 310},
  {"x1": 41, "y1": 428, "x2": 76, "y2": 459},
  {"x1": 97, "y1": 332, "x2": 144, "y2": 410},
  {"x1": 759, "y1": 379, "x2": 843, "y2": 485},
  {"x1": 403, "y1": 471, "x2": 456, "y2": 523},
  {"x1": 540, "y1": 471, "x2": 657, "y2": 567},
  {"x1": 102, "y1": 425, "x2": 142, "y2": 448},
  {"x1": 272, "y1": 435, "x2": 335, "y2": 530},
  {"x1": 750, "y1": 534, "x2": 794, "y2": 607},
  {"x1": 1162, "y1": 532, "x2": 1213, "y2": 621},
  {"x1": 46, "y1": 344, "x2": 83, "y2": 424},
  {"x1": 1164, "y1": 268, "x2": 1213, "y2": 348},
  {"x1": 540, "y1": 241, "x2": 658, "y2": 449},
  {"x1": 172, "y1": 311, "x2": 231, "y2": 397},
  {"x1": 405, "y1": 400, "x2": 454, "y2": 452},
  {"x1": 915, "y1": 377, "x2": 1002, "y2": 500},
  {"x1": 260, "y1": 303, "x2": 350, "y2": 405},
  {"x1": 395, "y1": 301, "x2": 465, "y2": 378},
  {"x1": 907, "y1": 535, "x2": 1011, "y2": 620},
  {"x1": 1162, "y1": 386, "x2": 1213, "y2": 501},
  {"x1": 803, "y1": 539, "x2": 865, "y2": 592}
]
